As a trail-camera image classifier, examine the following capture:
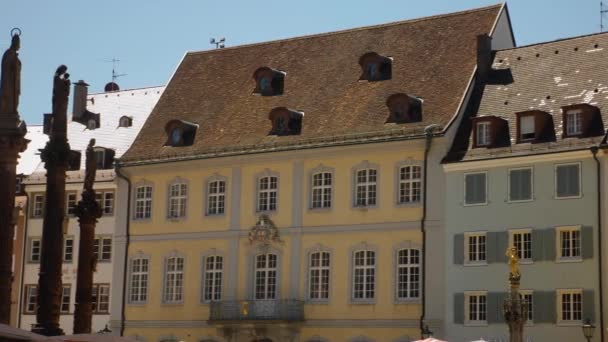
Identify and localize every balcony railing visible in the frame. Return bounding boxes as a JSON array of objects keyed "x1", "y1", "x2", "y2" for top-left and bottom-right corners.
[{"x1": 209, "y1": 299, "x2": 304, "y2": 322}]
